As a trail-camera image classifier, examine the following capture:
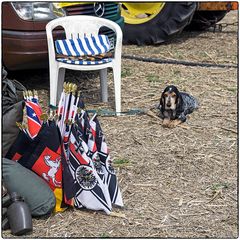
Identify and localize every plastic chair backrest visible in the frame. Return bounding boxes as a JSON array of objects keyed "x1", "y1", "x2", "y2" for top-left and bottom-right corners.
[{"x1": 46, "y1": 15, "x2": 120, "y2": 39}]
